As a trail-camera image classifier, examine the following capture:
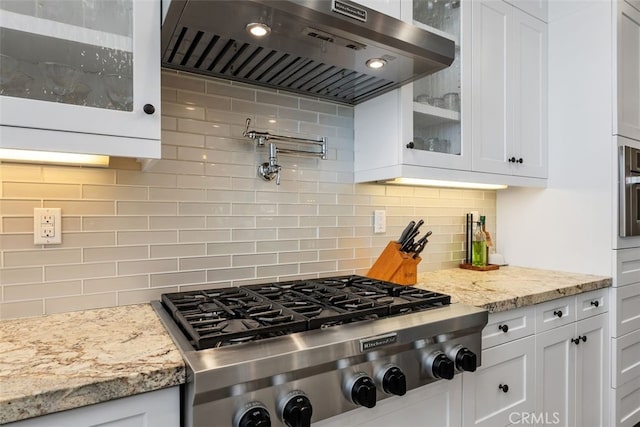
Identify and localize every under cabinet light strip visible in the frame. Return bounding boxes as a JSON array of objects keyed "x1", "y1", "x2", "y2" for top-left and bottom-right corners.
[{"x1": 0, "y1": 149, "x2": 109, "y2": 167}]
